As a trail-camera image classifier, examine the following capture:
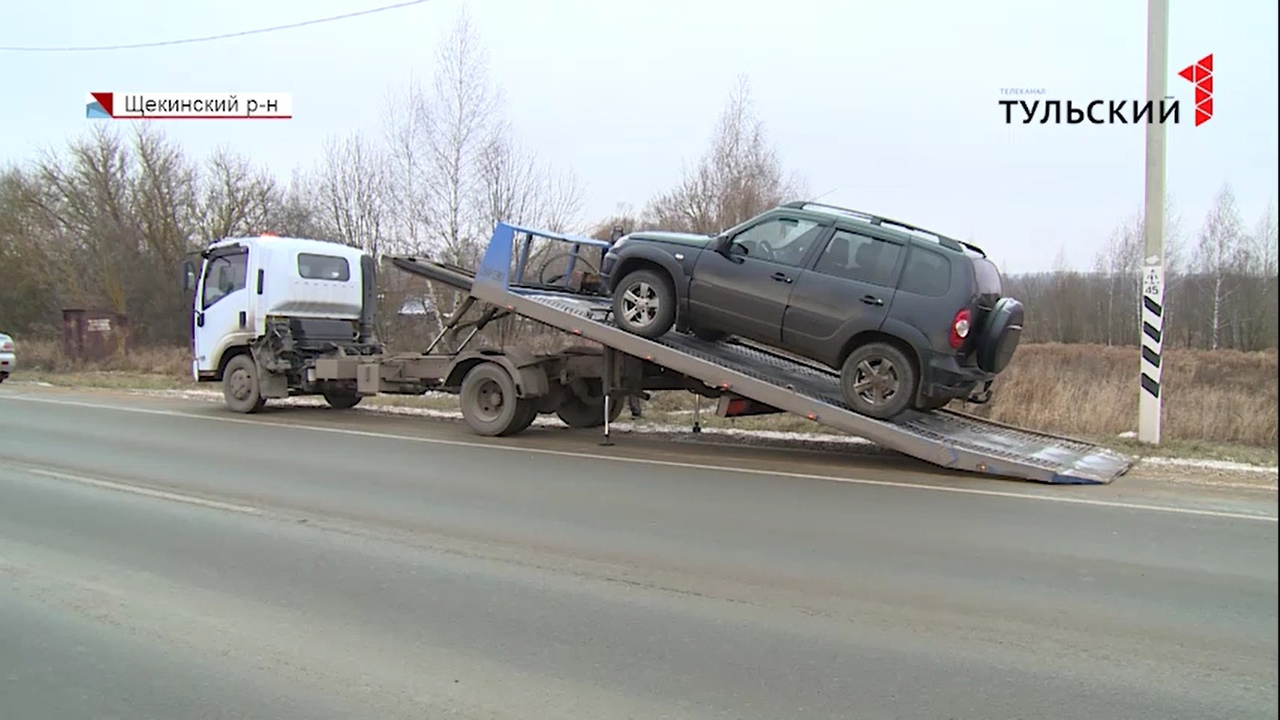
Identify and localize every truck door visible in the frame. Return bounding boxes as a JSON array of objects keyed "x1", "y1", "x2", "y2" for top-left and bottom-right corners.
[{"x1": 193, "y1": 245, "x2": 252, "y2": 375}]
